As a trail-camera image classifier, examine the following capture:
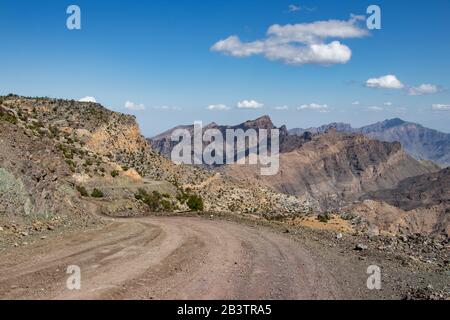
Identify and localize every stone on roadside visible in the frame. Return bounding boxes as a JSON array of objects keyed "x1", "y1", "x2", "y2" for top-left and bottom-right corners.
[
  {"x1": 355, "y1": 243, "x2": 368, "y2": 251},
  {"x1": 367, "y1": 225, "x2": 380, "y2": 237}
]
